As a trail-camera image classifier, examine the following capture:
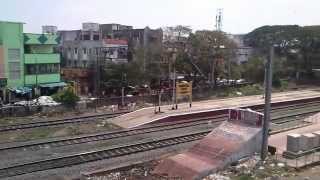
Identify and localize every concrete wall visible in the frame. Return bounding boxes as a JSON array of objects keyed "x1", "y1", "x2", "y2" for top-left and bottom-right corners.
[
  {"x1": 24, "y1": 54, "x2": 60, "y2": 64},
  {"x1": 154, "y1": 120, "x2": 263, "y2": 180},
  {"x1": 0, "y1": 46, "x2": 4, "y2": 78},
  {"x1": 25, "y1": 74, "x2": 60, "y2": 85},
  {"x1": 28, "y1": 45, "x2": 54, "y2": 54},
  {"x1": 24, "y1": 33, "x2": 59, "y2": 45},
  {"x1": 61, "y1": 40, "x2": 102, "y2": 68},
  {"x1": 0, "y1": 21, "x2": 24, "y2": 88}
]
